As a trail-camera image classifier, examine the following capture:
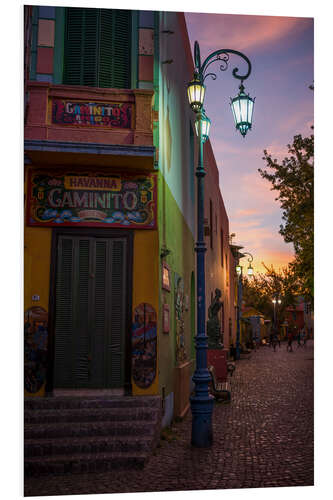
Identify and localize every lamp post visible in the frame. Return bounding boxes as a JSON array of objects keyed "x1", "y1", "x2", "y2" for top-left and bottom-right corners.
[
  {"x1": 235, "y1": 252, "x2": 254, "y2": 361},
  {"x1": 188, "y1": 41, "x2": 254, "y2": 448},
  {"x1": 272, "y1": 297, "x2": 282, "y2": 329}
]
